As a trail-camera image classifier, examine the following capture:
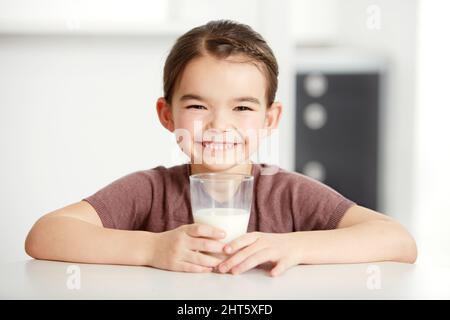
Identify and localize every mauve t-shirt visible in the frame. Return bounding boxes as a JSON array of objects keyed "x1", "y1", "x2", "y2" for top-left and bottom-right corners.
[{"x1": 82, "y1": 163, "x2": 356, "y2": 233}]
